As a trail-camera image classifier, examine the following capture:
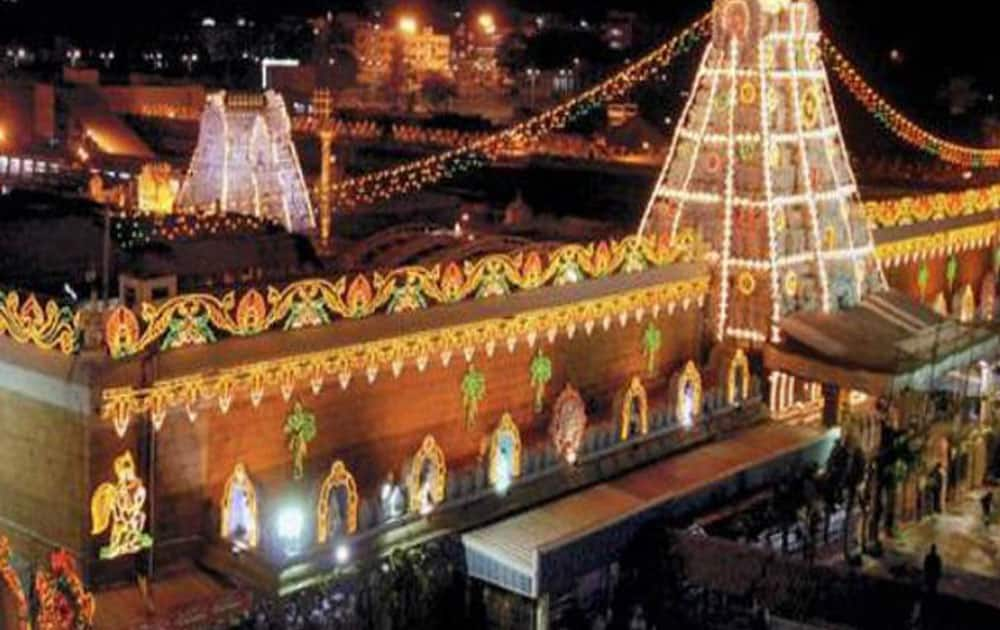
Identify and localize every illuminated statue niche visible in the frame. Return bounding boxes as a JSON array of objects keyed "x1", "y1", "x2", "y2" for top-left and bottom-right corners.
[
  {"x1": 727, "y1": 348, "x2": 751, "y2": 405},
  {"x1": 932, "y1": 292, "x2": 948, "y2": 317},
  {"x1": 90, "y1": 451, "x2": 154, "y2": 559},
  {"x1": 316, "y1": 461, "x2": 358, "y2": 545},
  {"x1": 618, "y1": 377, "x2": 649, "y2": 441},
  {"x1": 957, "y1": 284, "x2": 976, "y2": 323},
  {"x1": 408, "y1": 436, "x2": 447, "y2": 515},
  {"x1": 220, "y1": 463, "x2": 259, "y2": 549},
  {"x1": 489, "y1": 414, "x2": 522, "y2": 493},
  {"x1": 673, "y1": 361, "x2": 703, "y2": 427},
  {"x1": 550, "y1": 385, "x2": 588, "y2": 464}
]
